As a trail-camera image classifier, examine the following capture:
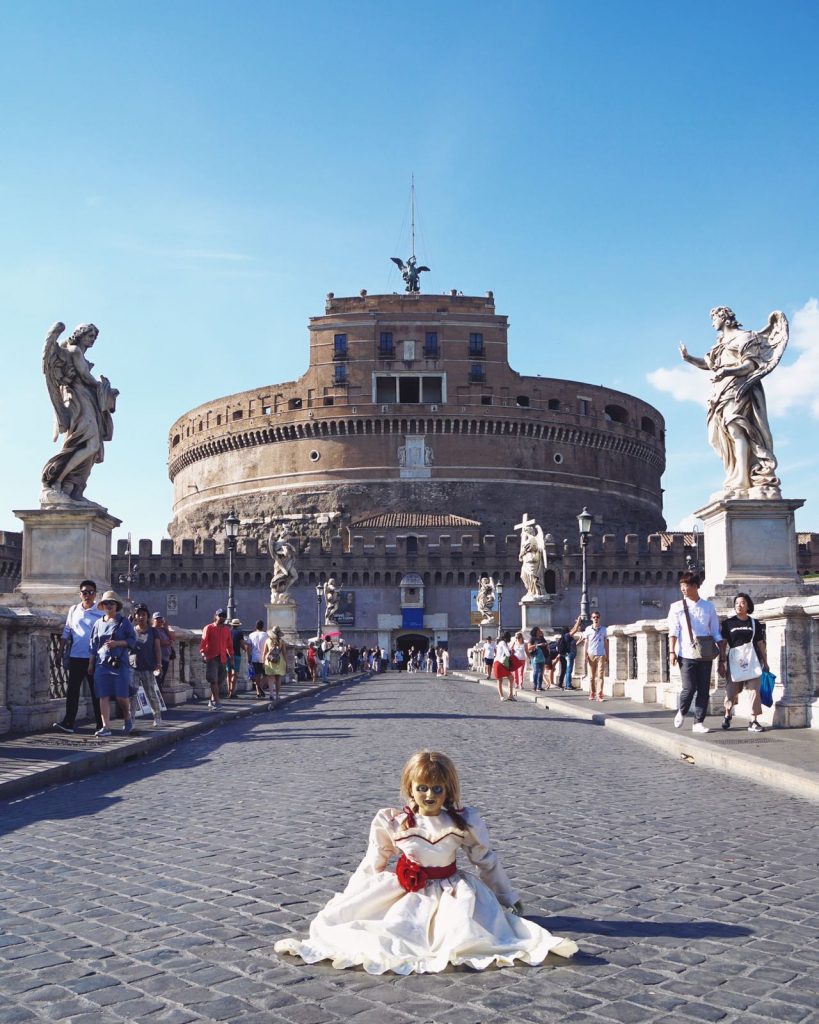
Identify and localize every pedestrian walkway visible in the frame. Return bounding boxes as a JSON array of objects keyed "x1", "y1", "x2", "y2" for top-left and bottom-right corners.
[
  {"x1": 0, "y1": 673, "x2": 367, "y2": 801},
  {"x1": 455, "y1": 670, "x2": 819, "y2": 803}
]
